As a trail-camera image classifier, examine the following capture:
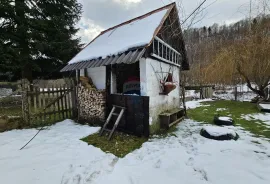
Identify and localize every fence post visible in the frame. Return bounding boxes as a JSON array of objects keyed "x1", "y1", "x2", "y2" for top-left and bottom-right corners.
[
  {"x1": 71, "y1": 79, "x2": 78, "y2": 119},
  {"x1": 21, "y1": 79, "x2": 30, "y2": 126},
  {"x1": 234, "y1": 86, "x2": 238, "y2": 101}
]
